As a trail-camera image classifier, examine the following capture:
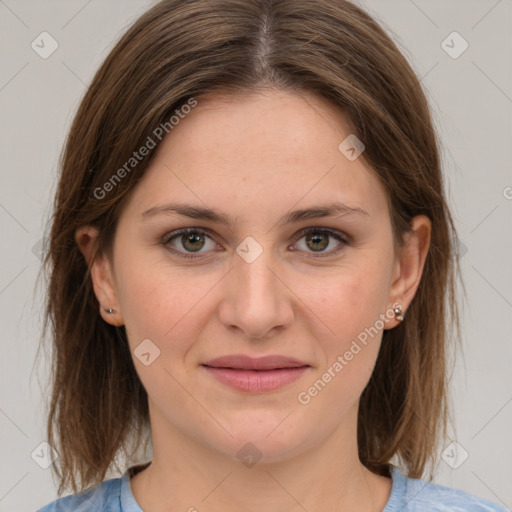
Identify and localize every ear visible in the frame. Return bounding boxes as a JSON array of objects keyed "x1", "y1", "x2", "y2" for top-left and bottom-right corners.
[
  {"x1": 75, "y1": 225, "x2": 124, "y2": 327},
  {"x1": 386, "y1": 215, "x2": 431, "y2": 329}
]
